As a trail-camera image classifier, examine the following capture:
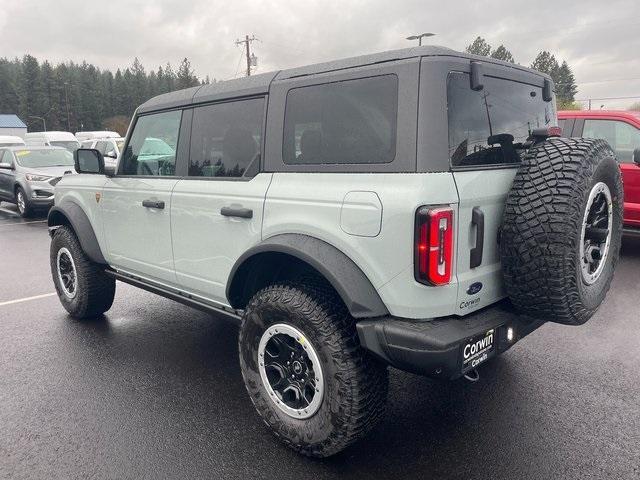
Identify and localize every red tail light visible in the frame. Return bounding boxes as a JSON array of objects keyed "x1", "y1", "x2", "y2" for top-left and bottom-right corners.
[{"x1": 415, "y1": 207, "x2": 454, "y2": 285}]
